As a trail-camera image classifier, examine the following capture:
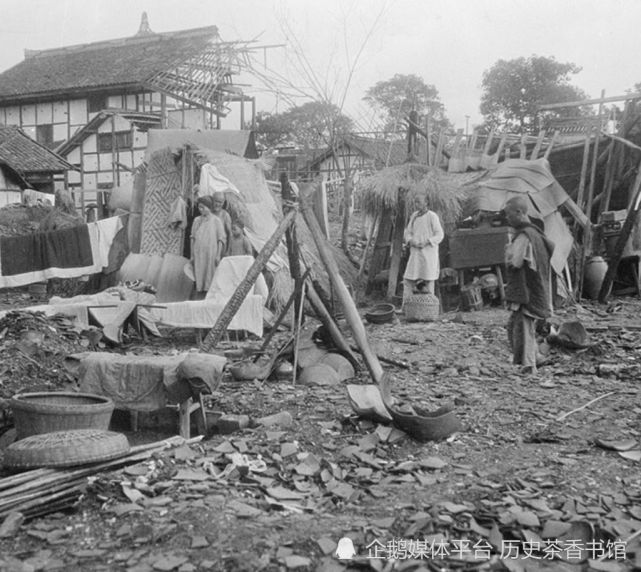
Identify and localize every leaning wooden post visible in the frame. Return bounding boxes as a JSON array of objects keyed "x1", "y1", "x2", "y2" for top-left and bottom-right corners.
[
  {"x1": 305, "y1": 279, "x2": 361, "y2": 372},
  {"x1": 200, "y1": 208, "x2": 297, "y2": 352},
  {"x1": 299, "y1": 189, "x2": 384, "y2": 383},
  {"x1": 280, "y1": 173, "x2": 303, "y2": 325},
  {"x1": 598, "y1": 158, "x2": 641, "y2": 303}
]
